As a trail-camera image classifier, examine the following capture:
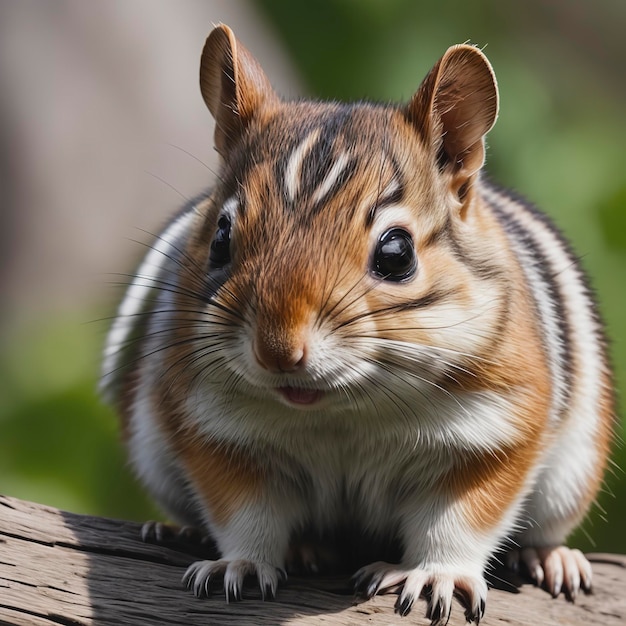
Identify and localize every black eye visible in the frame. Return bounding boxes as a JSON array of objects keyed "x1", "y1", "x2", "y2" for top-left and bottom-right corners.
[
  {"x1": 371, "y1": 228, "x2": 417, "y2": 282},
  {"x1": 209, "y1": 215, "x2": 231, "y2": 269}
]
